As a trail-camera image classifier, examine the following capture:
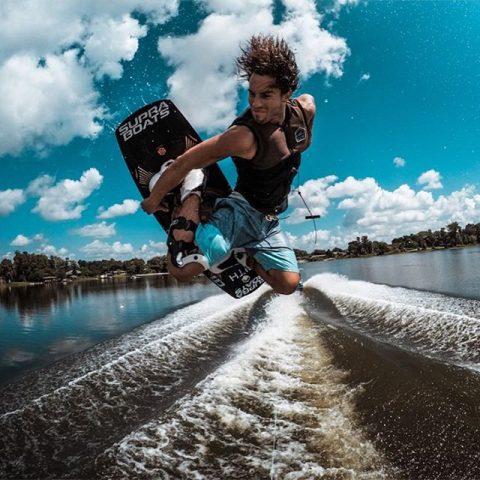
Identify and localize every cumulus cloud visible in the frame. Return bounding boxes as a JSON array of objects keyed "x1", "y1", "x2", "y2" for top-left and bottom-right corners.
[
  {"x1": 32, "y1": 168, "x2": 103, "y2": 221},
  {"x1": 0, "y1": 1, "x2": 179, "y2": 157},
  {"x1": 97, "y1": 199, "x2": 140, "y2": 219},
  {"x1": 286, "y1": 175, "x2": 338, "y2": 224},
  {"x1": 139, "y1": 240, "x2": 168, "y2": 258},
  {"x1": 0, "y1": 50, "x2": 104, "y2": 156},
  {"x1": 10, "y1": 232, "x2": 48, "y2": 248},
  {"x1": 285, "y1": 230, "x2": 331, "y2": 251},
  {"x1": 37, "y1": 244, "x2": 70, "y2": 258},
  {"x1": 159, "y1": 0, "x2": 350, "y2": 132},
  {"x1": 0, "y1": 188, "x2": 25, "y2": 215},
  {"x1": 7, "y1": 232, "x2": 70, "y2": 257},
  {"x1": 417, "y1": 169, "x2": 443, "y2": 190},
  {"x1": 291, "y1": 174, "x2": 480, "y2": 247},
  {"x1": 11, "y1": 234, "x2": 31, "y2": 247},
  {"x1": 360, "y1": 73, "x2": 370, "y2": 82},
  {"x1": 73, "y1": 221, "x2": 116, "y2": 238},
  {"x1": 83, "y1": 14, "x2": 147, "y2": 80},
  {"x1": 80, "y1": 240, "x2": 134, "y2": 259},
  {"x1": 393, "y1": 156, "x2": 406, "y2": 167}
]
